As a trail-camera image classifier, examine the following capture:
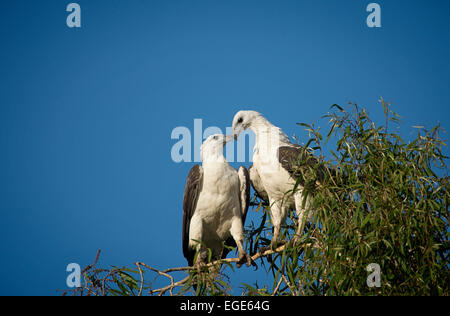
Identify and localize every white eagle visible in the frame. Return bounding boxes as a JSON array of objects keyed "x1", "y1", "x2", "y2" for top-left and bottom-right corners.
[{"x1": 182, "y1": 134, "x2": 253, "y2": 267}]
